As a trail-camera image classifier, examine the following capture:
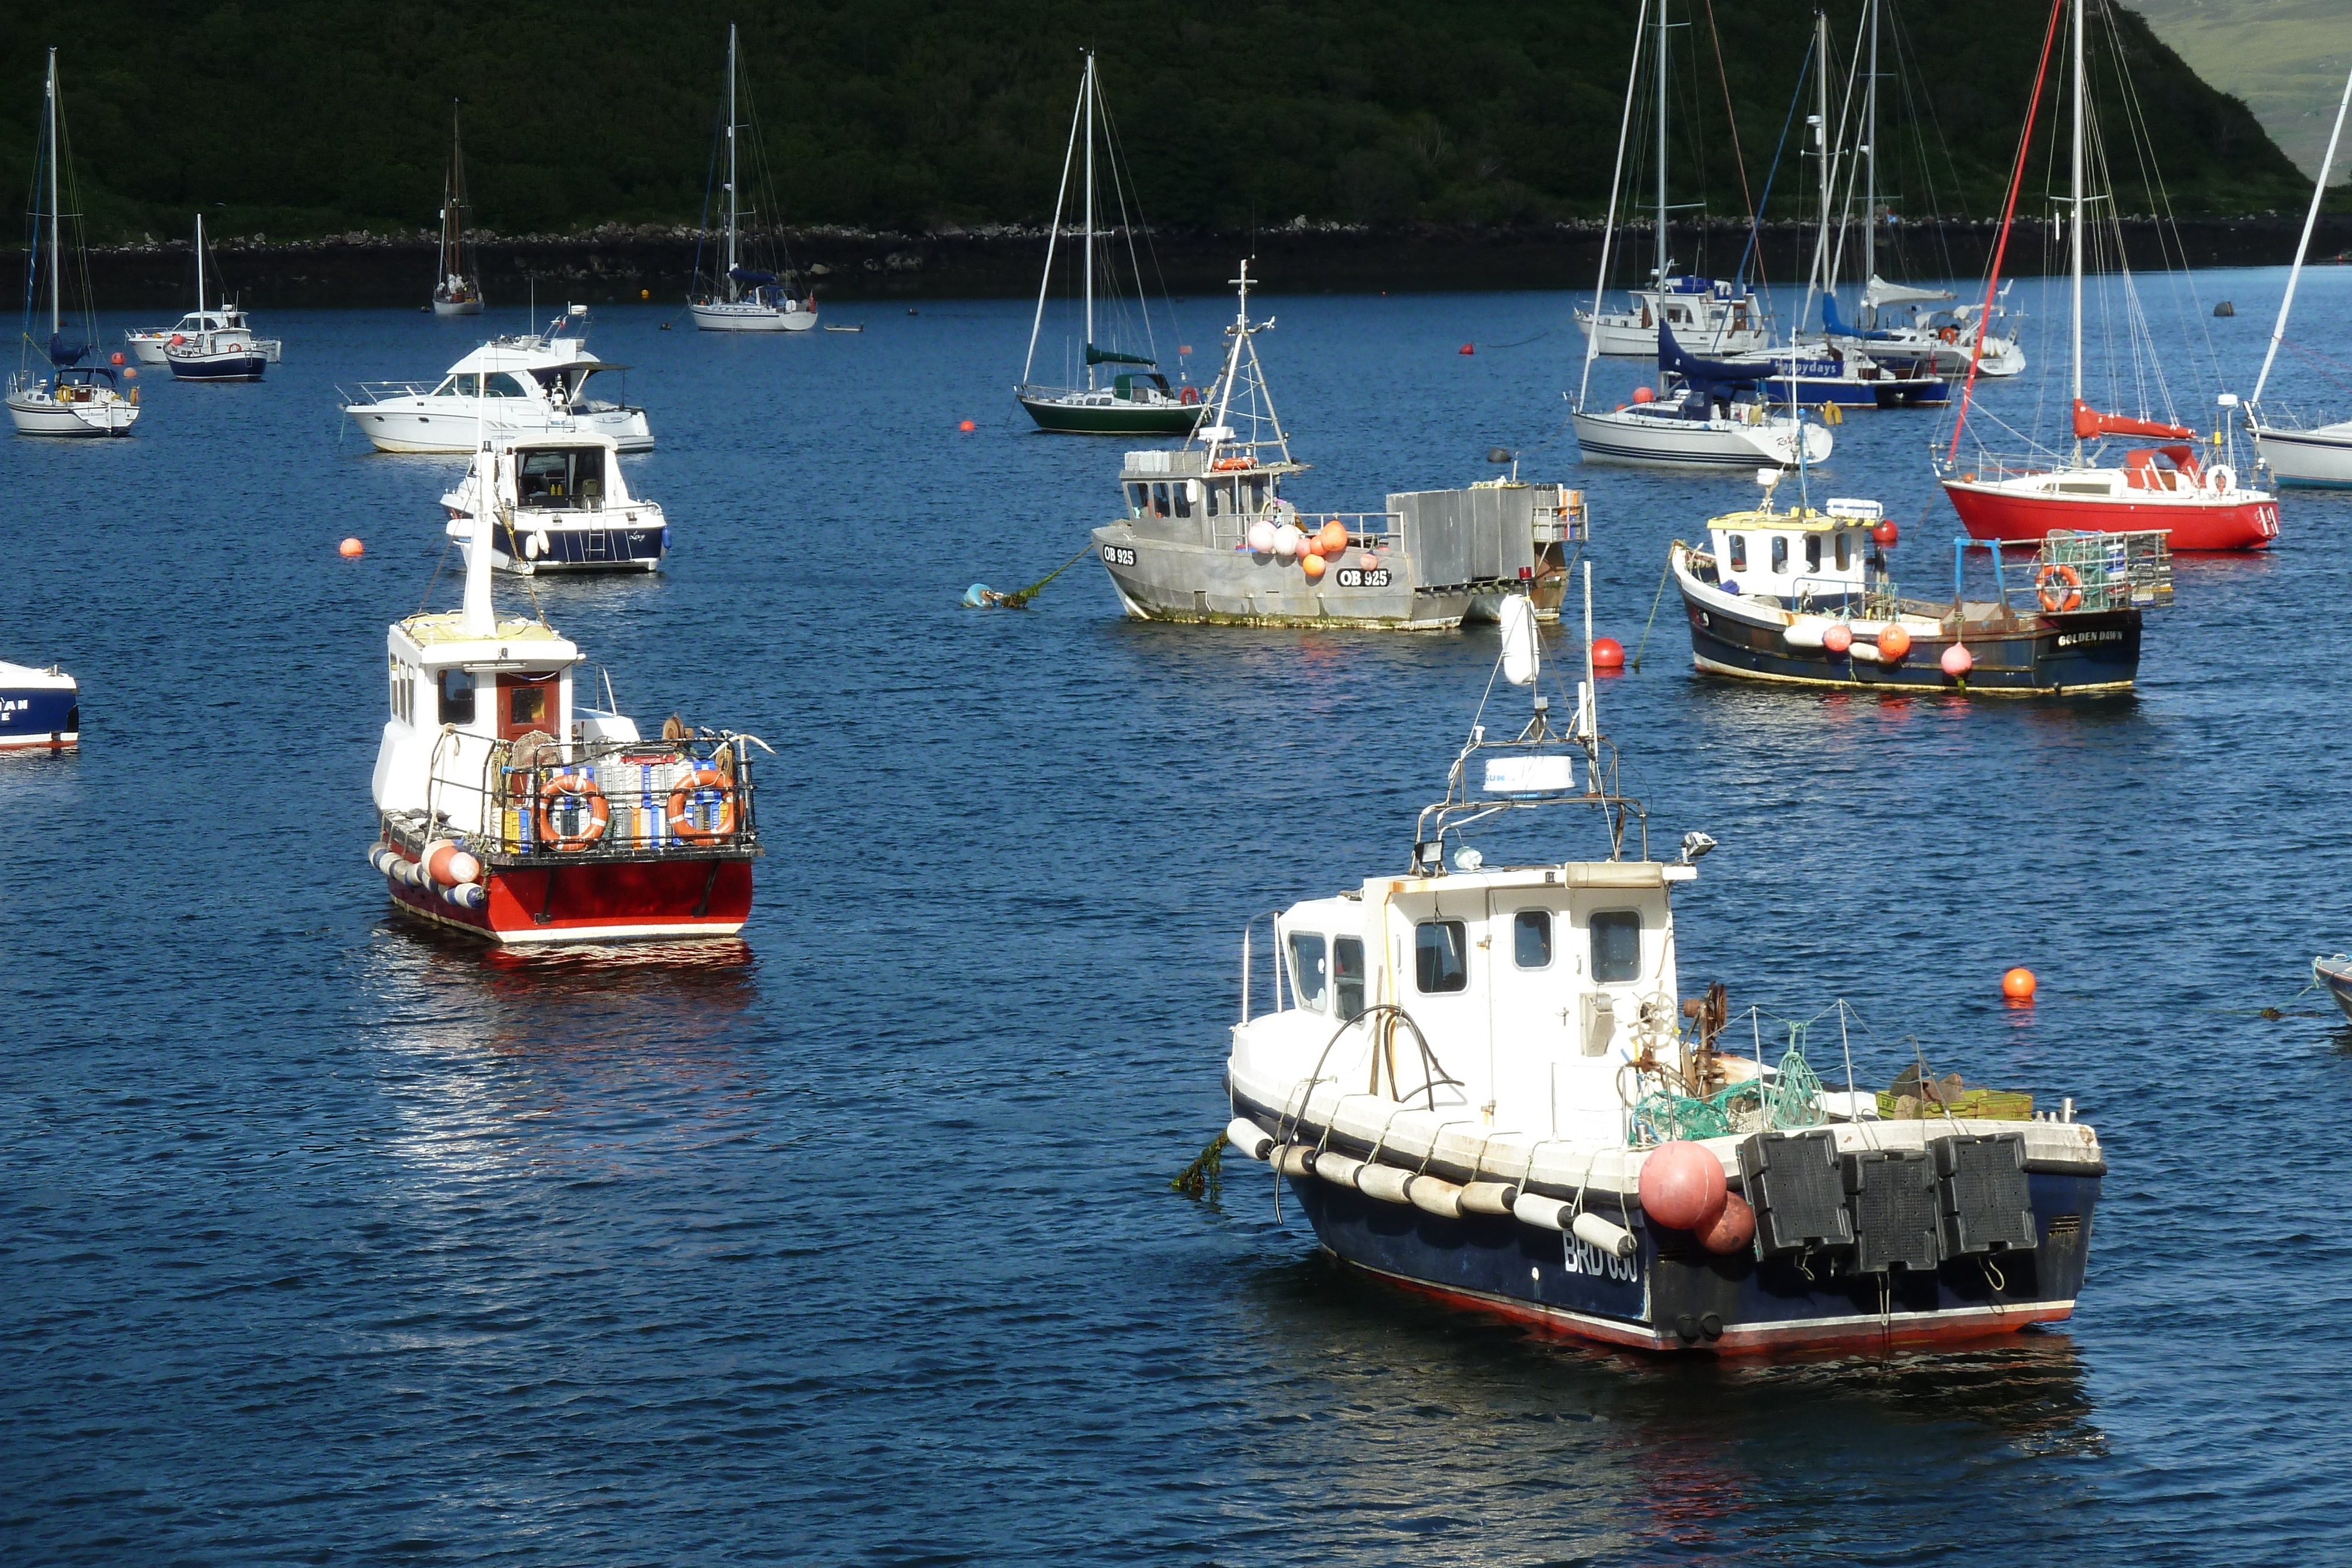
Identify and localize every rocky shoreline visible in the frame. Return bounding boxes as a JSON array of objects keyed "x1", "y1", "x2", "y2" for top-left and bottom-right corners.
[{"x1": 39, "y1": 215, "x2": 2352, "y2": 307}]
